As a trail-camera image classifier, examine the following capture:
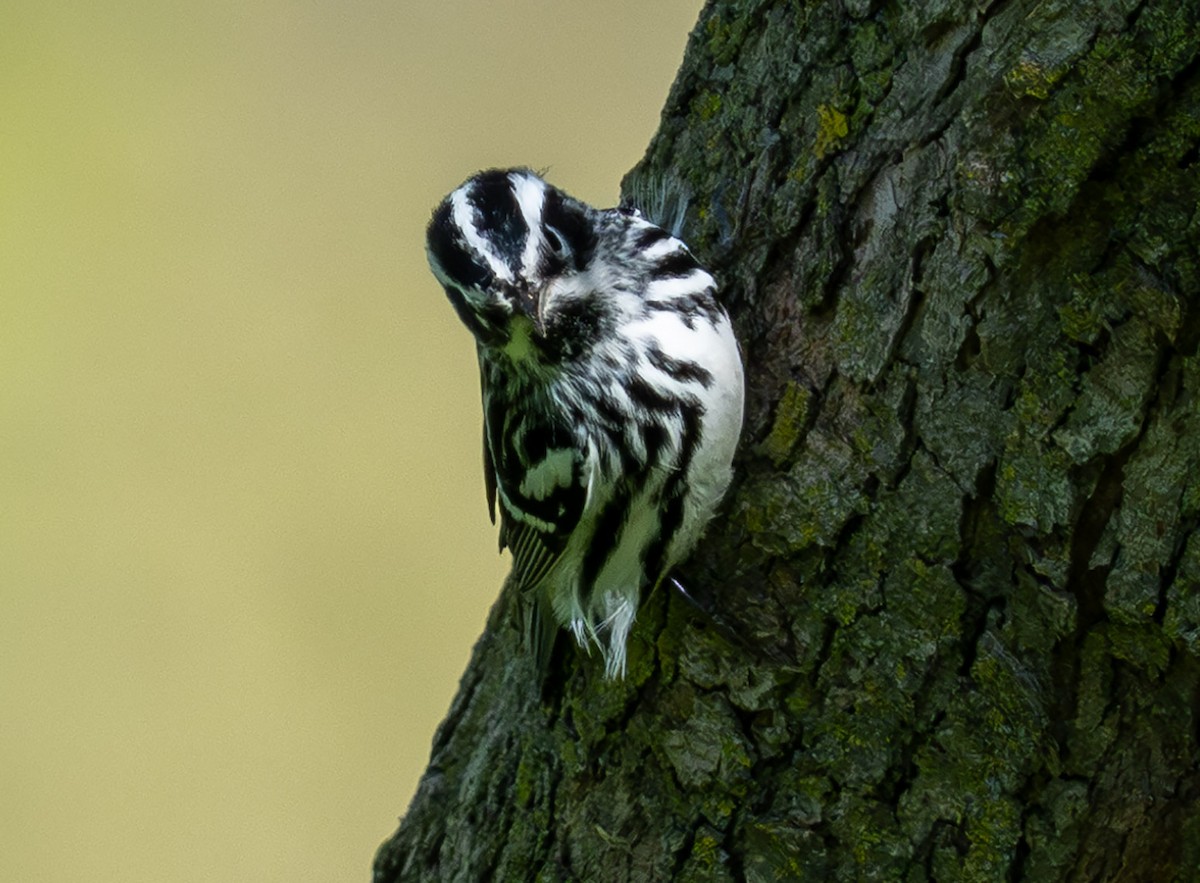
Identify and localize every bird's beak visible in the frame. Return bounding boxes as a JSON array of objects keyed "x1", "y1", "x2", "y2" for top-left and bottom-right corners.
[{"x1": 514, "y1": 287, "x2": 546, "y2": 337}]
